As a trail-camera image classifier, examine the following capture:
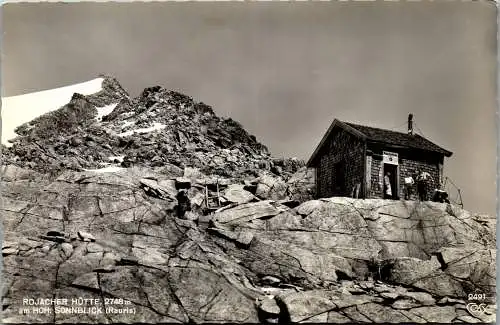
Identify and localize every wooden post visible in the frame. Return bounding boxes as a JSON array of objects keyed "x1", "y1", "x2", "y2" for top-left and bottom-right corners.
[
  {"x1": 458, "y1": 189, "x2": 464, "y2": 208},
  {"x1": 204, "y1": 184, "x2": 209, "y2": 208},
  {"x1": 438, "y1": 161, "x2": 444, "y2": 189},
  {"x1": 216, "y1": 179, "x2": 221, "y2": 207},
  {"x1": 365, "y1": 155, "x2": 372, "y2": 198}
]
